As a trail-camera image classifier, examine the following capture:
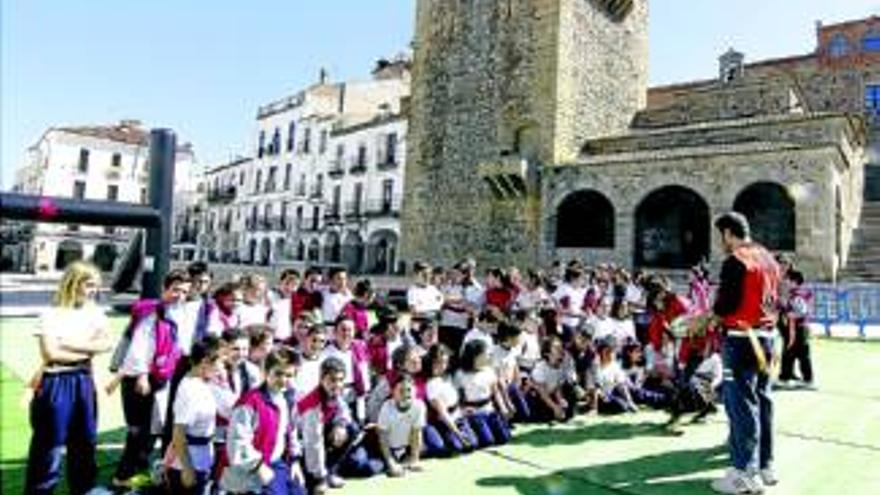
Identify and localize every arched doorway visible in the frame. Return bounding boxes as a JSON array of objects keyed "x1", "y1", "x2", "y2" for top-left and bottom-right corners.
[
  {"x1": 307, "y1": 239, "x2": 321, "y2": 263},
  {"x1": 55, "y1": 240, "x2": 84, "y2": 270},
  {"x1": 367, "y1": 230, "x2": 398, "y2": 274},
  {"x1": 274, "y1": 238, "x2": 286, "y2": 262},
  {"x1": 733, "y1": 182, "x2": 795, "y2": 251},
  {"x1": 343, "y1": 232, "x2": 365, "y2": 273},
  {"x1": 259, "y1": 238, "x2": 271, "y2": 266},
  {"x1": 296, "y1": 241, "x2": 305, "y2": 261},
  {"x1": 555, "y1": 190, "x2": 615, "y2": 248},
  {"x1": 635, "y1": 185, "x2": 710, "y2": 268},
  {"x1": 248, "y1": 239, "x2": 257, "y2": 264},
  {"x1": 324, "y1": 232, "x2": 341, "y2": 263},
  {"x1": 92, "y1": 243, "x2": 118, "y2": 272}
]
